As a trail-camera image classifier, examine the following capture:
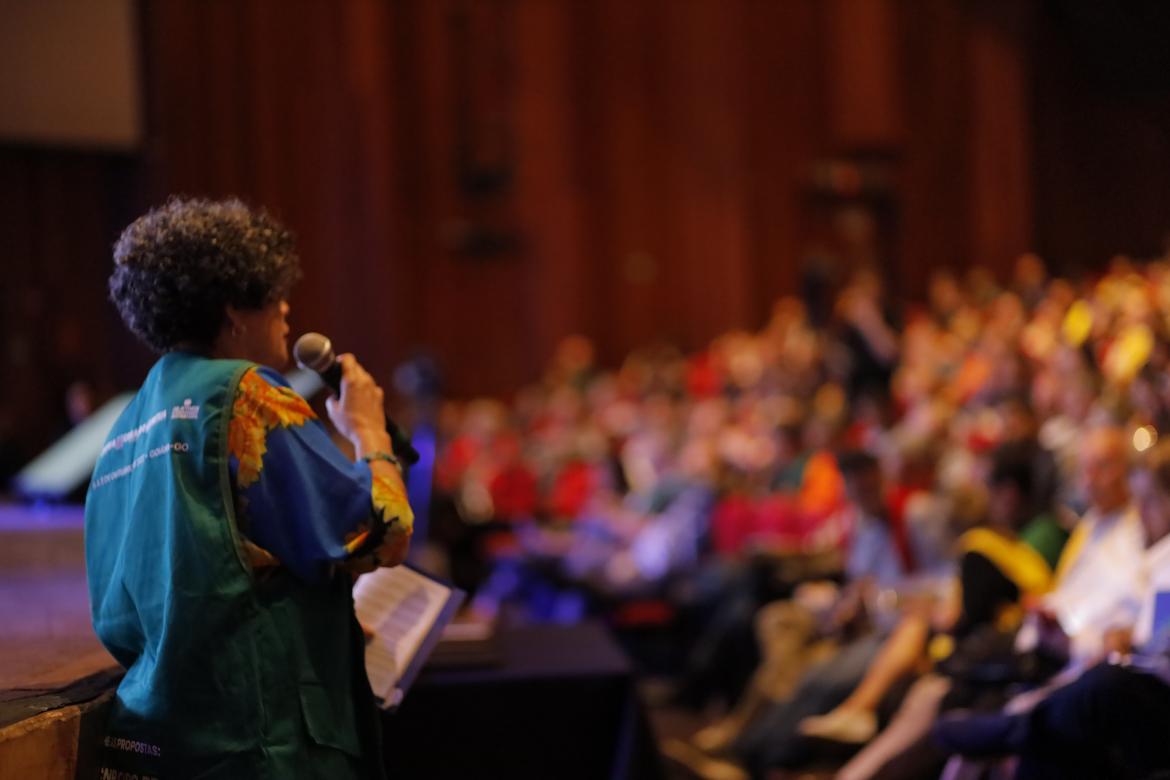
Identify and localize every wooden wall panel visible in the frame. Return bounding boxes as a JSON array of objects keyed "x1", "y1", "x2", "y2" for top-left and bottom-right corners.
[
  {"x1": 660, "y1": 0, "x2": 753, "y2": 347},
  {"x1": 8, "y1": 0, "x2": 1126, "y2": 465},
  {"x1": 897, "y1": 0, "x2": 972, "y2": 297},
  {"x1": 583, "y1": 0, "x2": 668, "y2": 361},
  {"x1": 0, "y1": 150, "x2": 142, "y2": 469},
  {"x1": 512, "y1": 1, "x2": 590, "y2": 367},
  {"x1": 1032, "y1": 2, "x2": 1170, "y2": 275},
  {"x1": 130, "y1": 0, "x2": 1042, "y2": 393},
  {"x1": 826, "y1": 0, "x2": 903, "y2": 150},
  {"x1": 967, "y1": 2, "x2": 1034, "y2": 277},
  {"x1": 741, "y1": 0, "x2": 827, "y2": 317}
]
